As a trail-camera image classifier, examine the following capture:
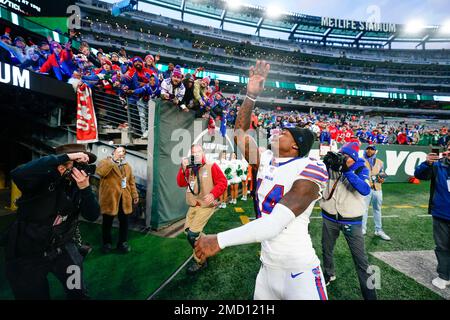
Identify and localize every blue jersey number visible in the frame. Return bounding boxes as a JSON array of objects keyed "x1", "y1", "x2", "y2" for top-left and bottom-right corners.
[{"x1": 256, "y1": 179, "x2": 285, "y2": 215}]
